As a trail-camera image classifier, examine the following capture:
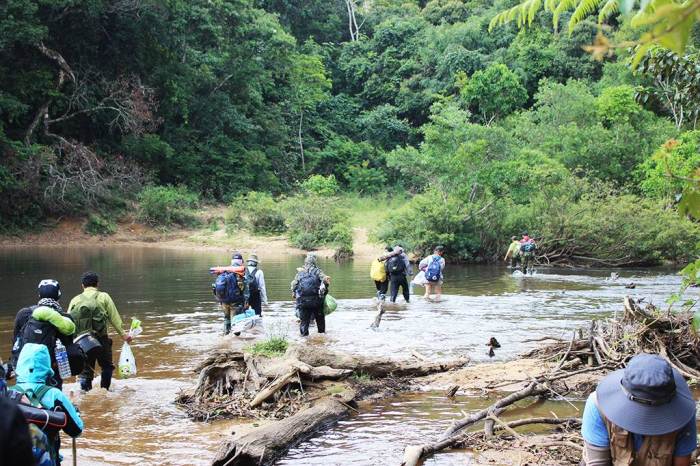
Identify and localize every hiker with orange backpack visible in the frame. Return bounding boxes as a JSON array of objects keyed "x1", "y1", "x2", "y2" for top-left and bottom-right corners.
[{"x1": 212, "y1": 253, "x2": 250, "y2": 335}]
